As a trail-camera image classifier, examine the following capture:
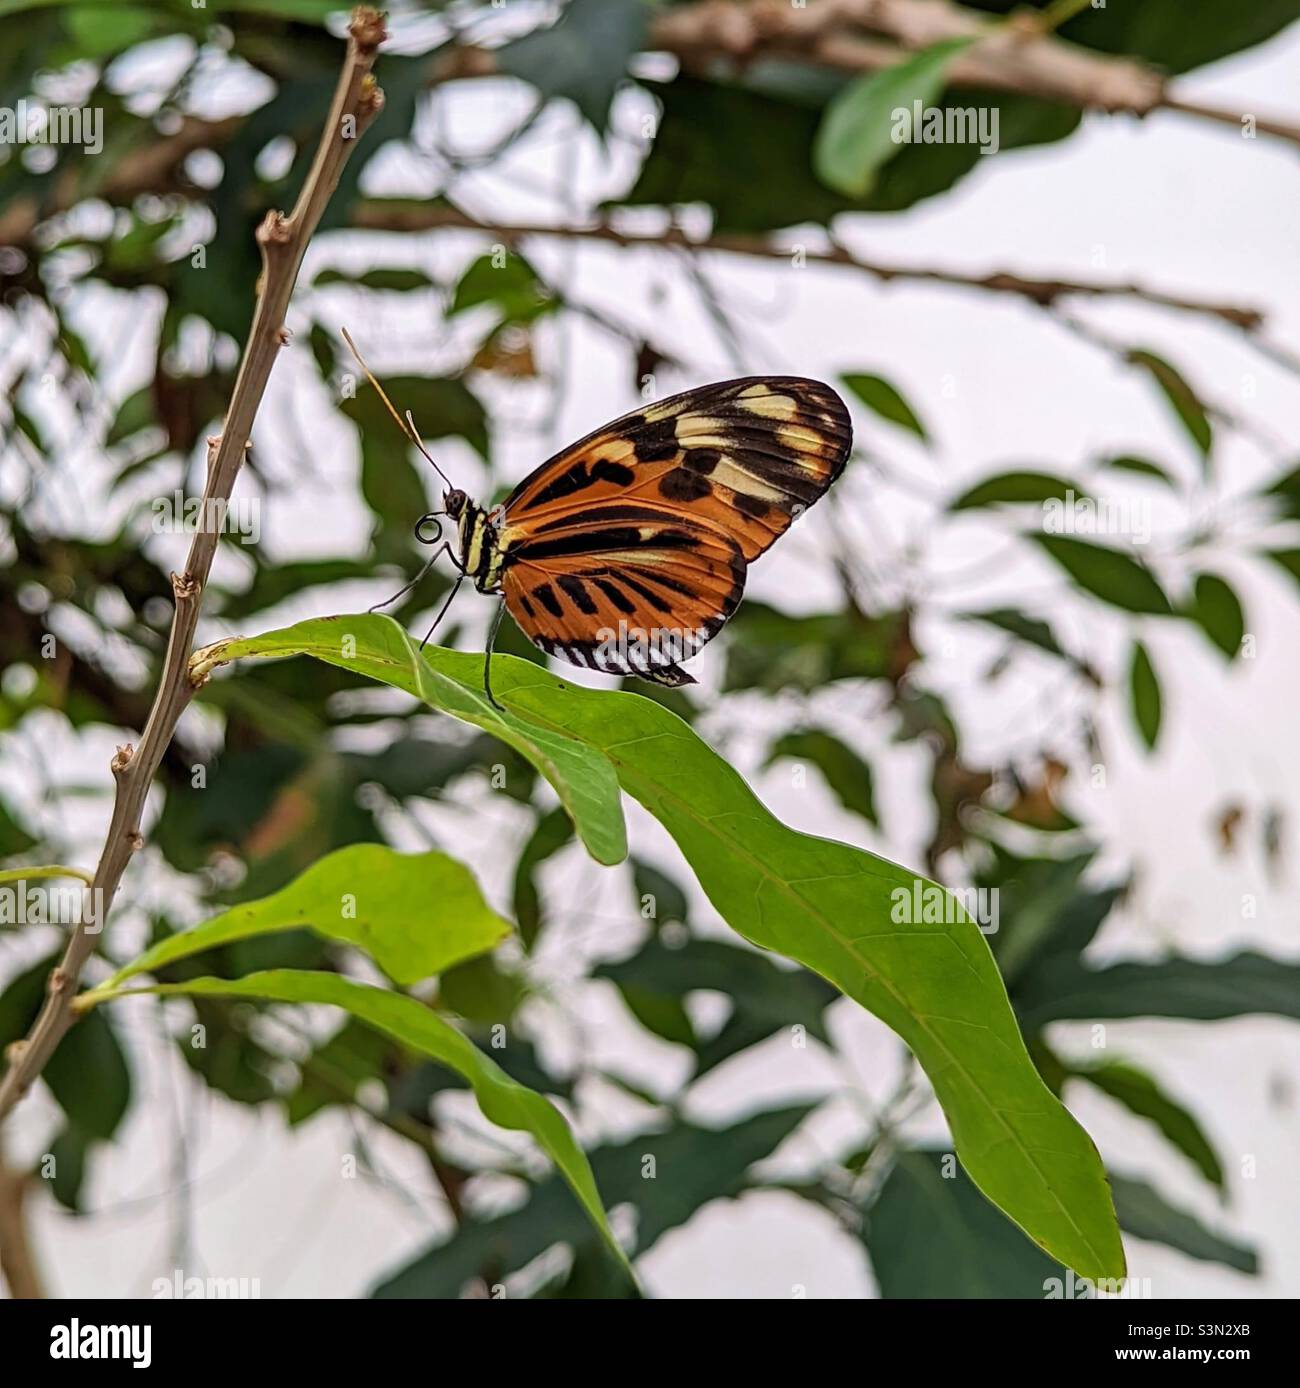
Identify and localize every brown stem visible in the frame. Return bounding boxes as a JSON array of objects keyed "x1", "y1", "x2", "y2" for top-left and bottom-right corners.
[
  {"x1": 0, "y1": 7, "x2": 389, "y2": 1129},
  {"x1": 0, "y1": 1145, "x2": 45, "y2": 1298},
  {"x1": 352, "y1": 202, "x2": 1266, "y2": 331}
]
